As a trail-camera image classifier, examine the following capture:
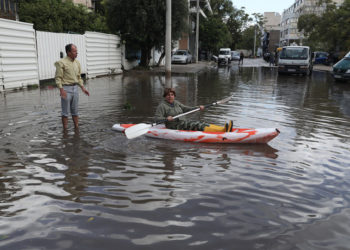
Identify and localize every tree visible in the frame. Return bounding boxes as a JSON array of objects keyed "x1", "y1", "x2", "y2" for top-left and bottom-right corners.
[
  {"x1": 18, "y1": 0, "x2": 109, "y2": 34},
  {"x1": 104, "y1": 0, "x2": 188, "y2": 67},
  {"x1": 226, "y1": 8, "x2": 251, "y2": 49},
  {"x1": 199, "y1": 16, "x2": 232, "y2": 54},
  {"x1": 199, "y1": 0, "x2": 251, "y2": 54},
  {"x1": 298, "y1": 0, "x2": 350, "y2": 54},
  {"x1": 235, "y1": 13, "x2": 263, "y2": 55}
]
